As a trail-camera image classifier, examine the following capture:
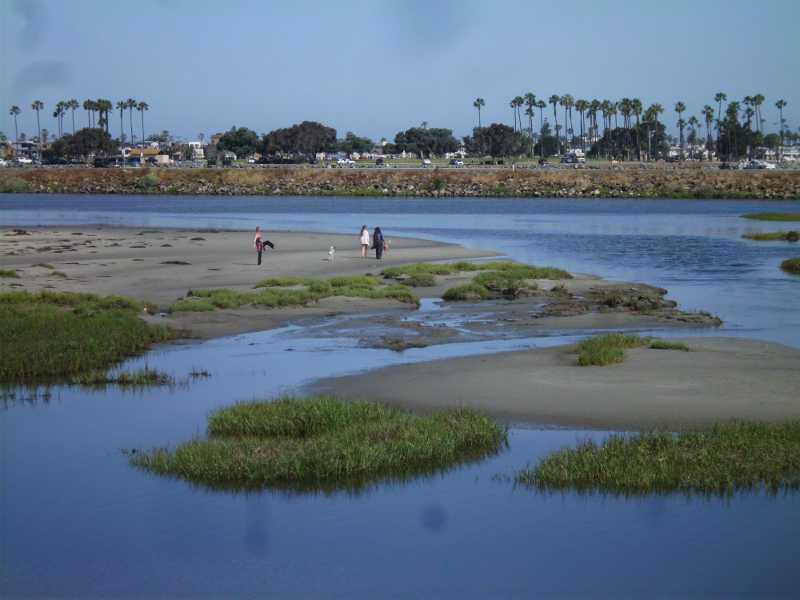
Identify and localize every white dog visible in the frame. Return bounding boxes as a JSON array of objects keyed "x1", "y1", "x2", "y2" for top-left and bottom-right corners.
[{"x1": 328, "y1": 245, "x2": 335, "y2": 262}]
